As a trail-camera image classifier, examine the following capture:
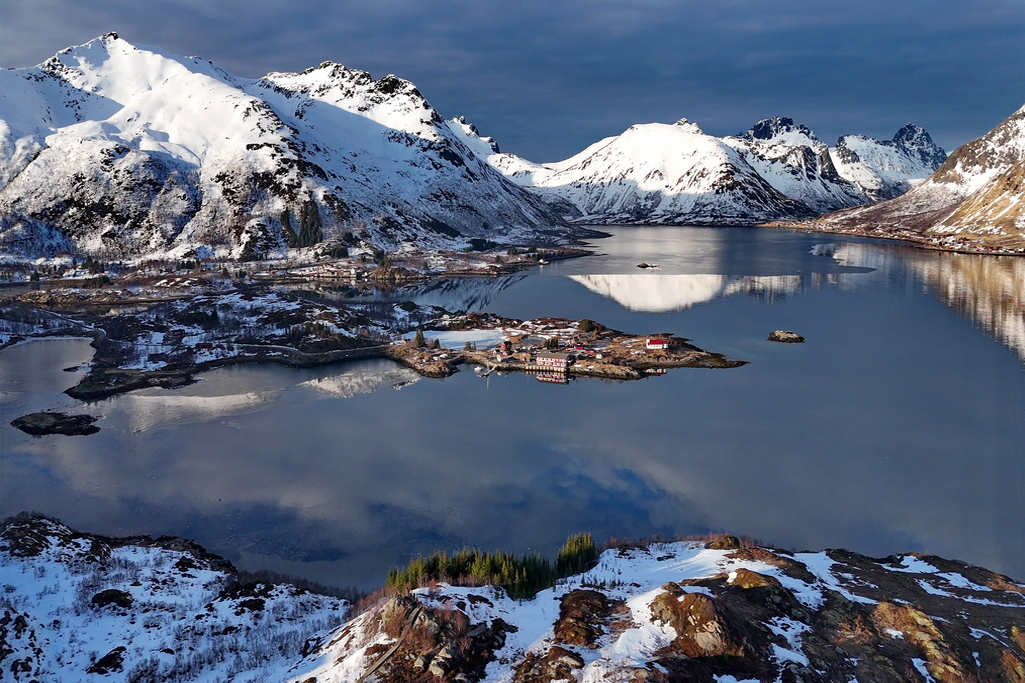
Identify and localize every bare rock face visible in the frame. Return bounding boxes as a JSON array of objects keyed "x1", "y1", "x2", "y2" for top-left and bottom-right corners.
[
  {"x1": 768, "y1": 330, "x2": 805, "y2": 343},
  {"x1": 552, "y1": 589, "x2": 611, "y2": 647}
]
